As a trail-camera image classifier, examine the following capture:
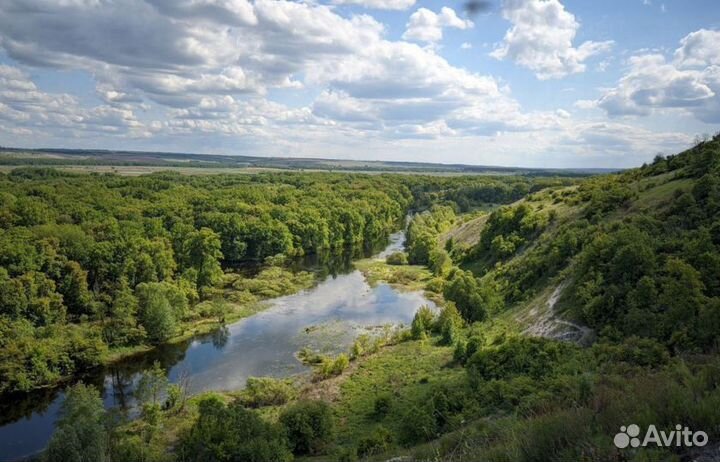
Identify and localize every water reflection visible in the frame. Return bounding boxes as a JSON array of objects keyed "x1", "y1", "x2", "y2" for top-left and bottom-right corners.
[{"x1": 0, "y1": 231, "x2": 430, "y2": 461}]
